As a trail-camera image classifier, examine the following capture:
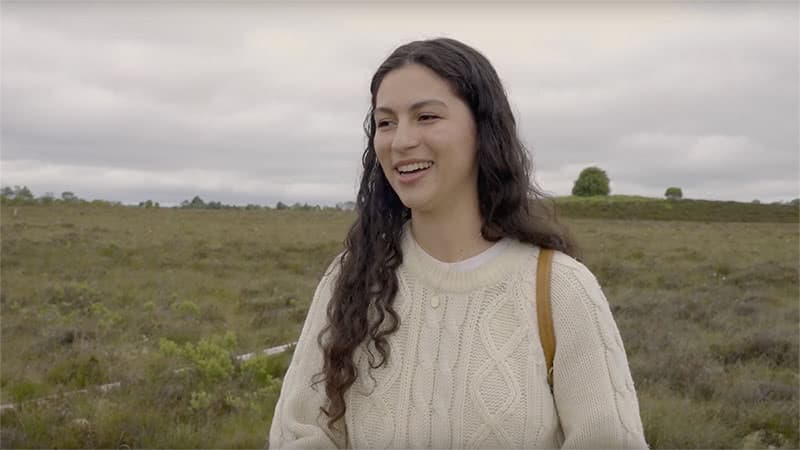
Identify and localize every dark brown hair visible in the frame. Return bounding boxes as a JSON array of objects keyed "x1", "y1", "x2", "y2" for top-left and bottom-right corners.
[{"x1": 312, "y1": 37, "x2": 580, "y2": 442}]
